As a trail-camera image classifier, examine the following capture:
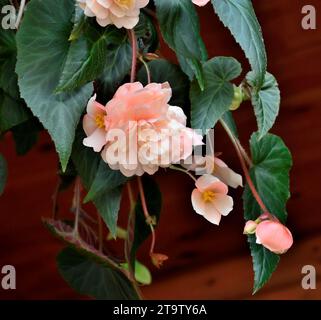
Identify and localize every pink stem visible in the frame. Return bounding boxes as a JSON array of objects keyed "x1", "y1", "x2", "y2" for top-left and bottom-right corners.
[
  {"x1": 220, "y1": 119, "x2": 269, "y2": 214},
  {"x1": 137, "y1": 177, "x2": 156, "y2": 255},
  {"x1": 129, "y1": 29, "x2": 137, "y2": 83}
]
